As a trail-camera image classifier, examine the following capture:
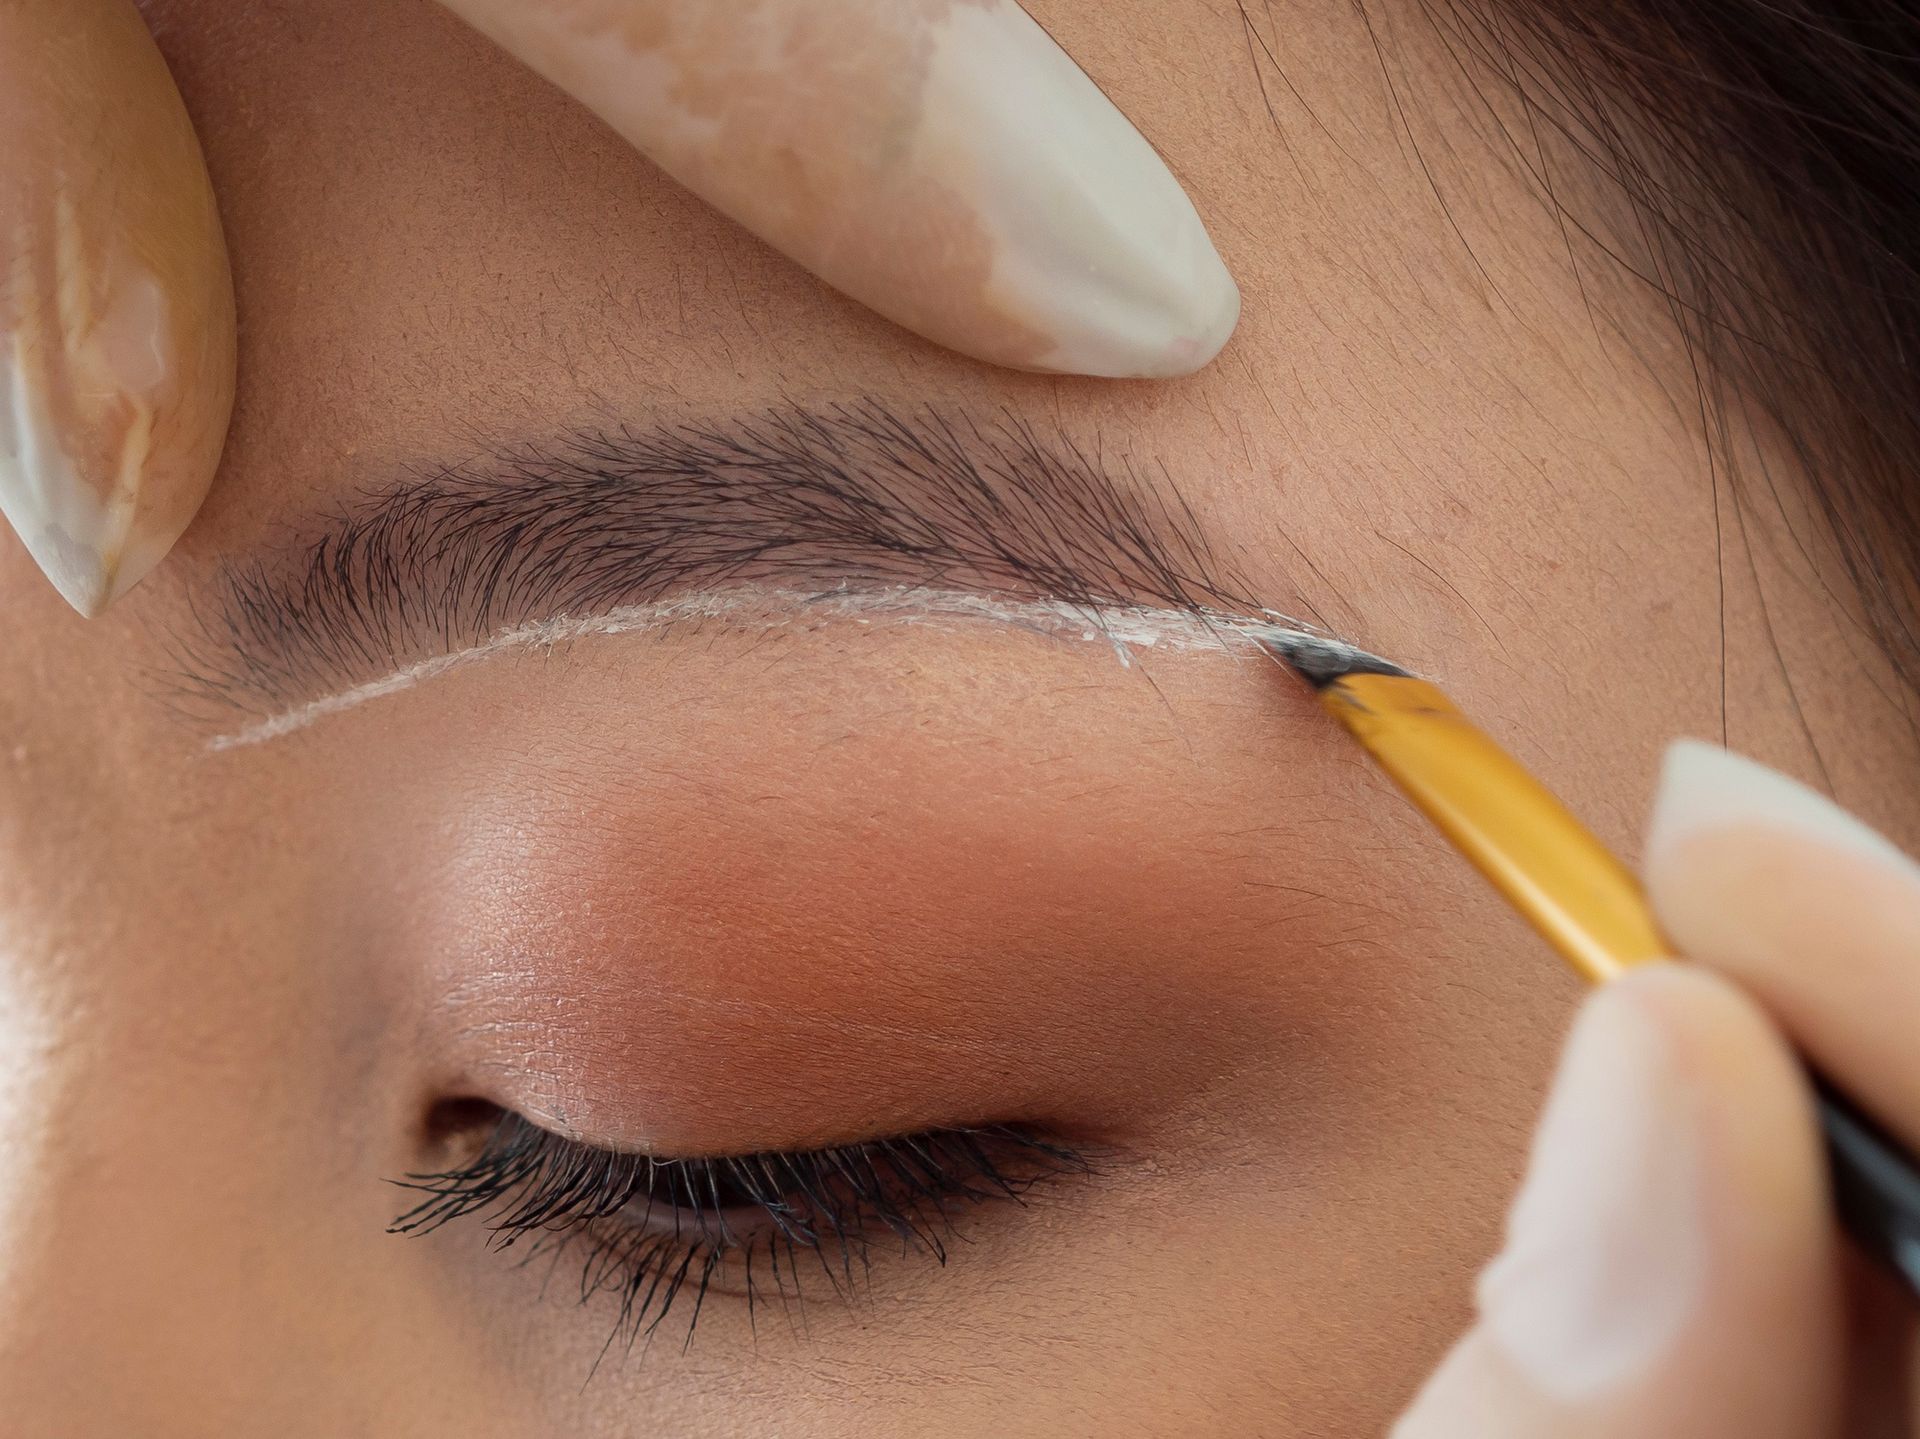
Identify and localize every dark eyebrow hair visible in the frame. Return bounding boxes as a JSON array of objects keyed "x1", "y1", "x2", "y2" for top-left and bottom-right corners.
[{"x1": 168, "y1": 399, "x2": 1290, "y2": 718}]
